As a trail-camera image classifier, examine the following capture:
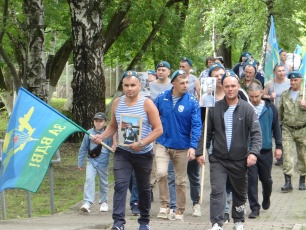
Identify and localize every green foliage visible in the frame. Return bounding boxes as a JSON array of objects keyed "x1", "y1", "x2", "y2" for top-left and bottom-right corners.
[{"x1": 0, "y1": 109, "x2": 8, "y2": 139}]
